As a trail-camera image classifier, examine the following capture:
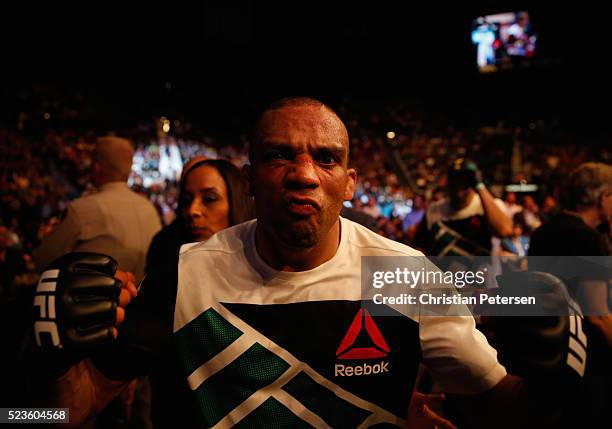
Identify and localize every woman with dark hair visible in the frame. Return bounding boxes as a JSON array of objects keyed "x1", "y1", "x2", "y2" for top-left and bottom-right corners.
[
  {"x1": 145, "y1": 157, "x2": 255, "y2": 272},
  {"x1": 96, "y1": 157, "x2": 255, "y2": 429}
]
